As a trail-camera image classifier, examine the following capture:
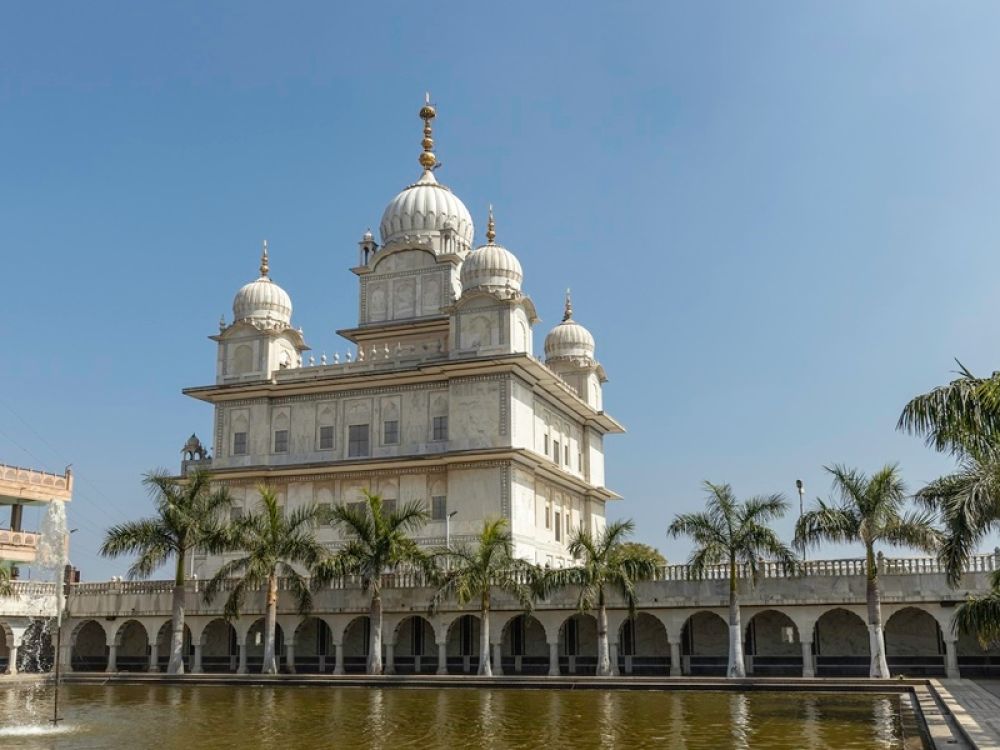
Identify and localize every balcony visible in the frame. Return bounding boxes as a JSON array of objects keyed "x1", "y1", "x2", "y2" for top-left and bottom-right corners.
[{"x1": 0, "y1": 528, "x2": 41, "y2": 563}]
